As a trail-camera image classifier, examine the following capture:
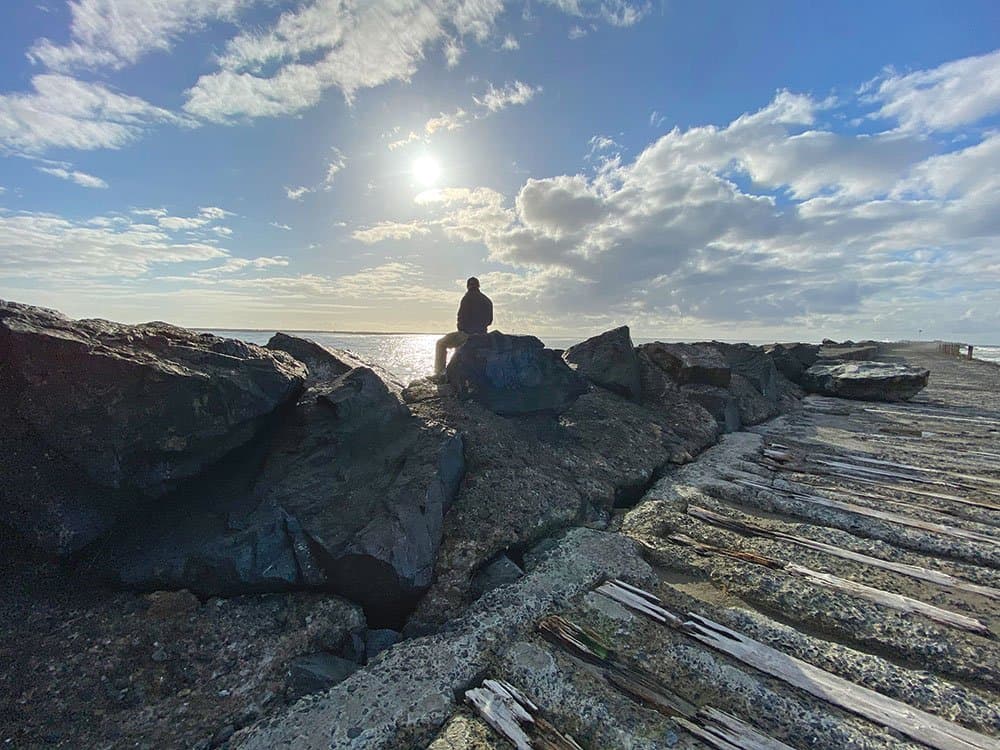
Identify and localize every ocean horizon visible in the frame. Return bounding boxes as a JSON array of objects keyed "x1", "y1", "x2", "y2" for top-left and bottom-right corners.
[{"x1": 206, "y1": 329, "x2": 1000, "y2": 383}]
